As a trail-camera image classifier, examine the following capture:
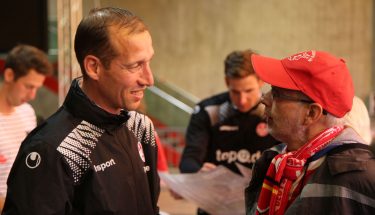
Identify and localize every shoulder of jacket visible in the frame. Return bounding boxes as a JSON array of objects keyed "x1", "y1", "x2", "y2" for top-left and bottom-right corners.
[
  {"x1": 127, "y1": 111, "x2": 154, "y2": 125},
  {"x1": 192, "y1": 93, "x2": 228, "y2": 116},
  {"x1": 126, "y1": 111, "x2": 156, "y2": 147},
  {"x1": 326, "y1": 144, "x2": 375, "y2": 175}
]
